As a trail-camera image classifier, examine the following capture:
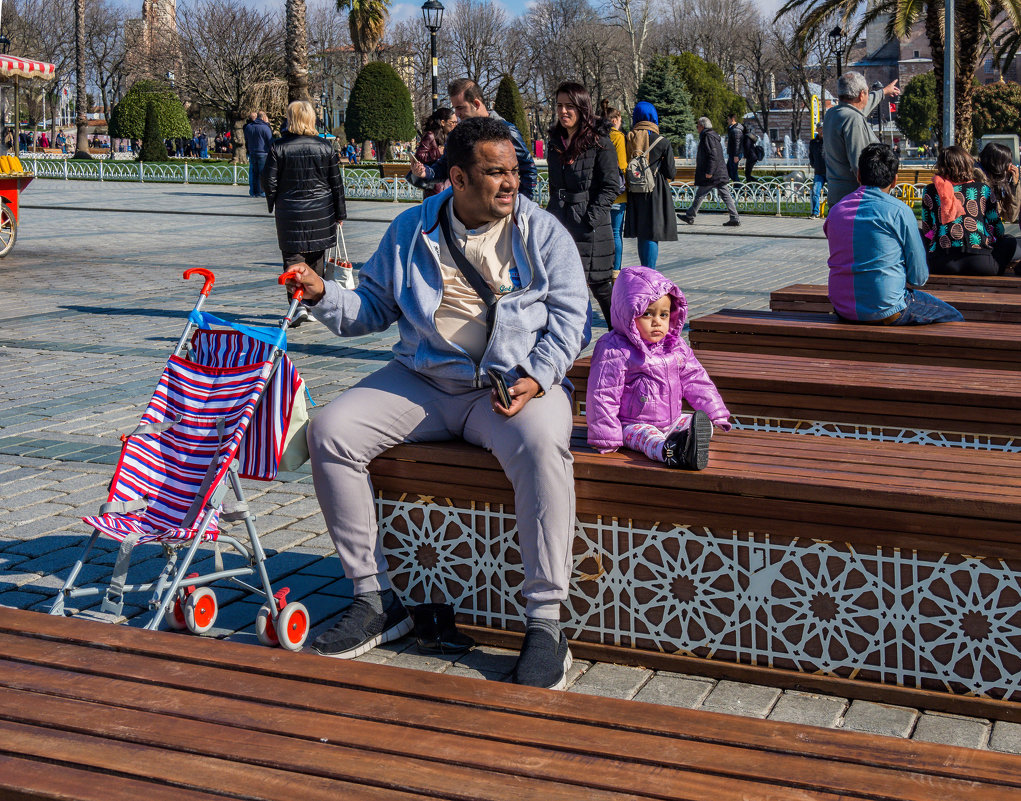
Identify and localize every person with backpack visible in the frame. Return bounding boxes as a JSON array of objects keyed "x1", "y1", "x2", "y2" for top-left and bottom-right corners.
[
  {"x1": 680, "y1": 117, "x2": 741, "y2": 228},
  {"x1": 742, "y1": 129, "x2": 763, "y2": 182},
  {"x1": 623, "y1": 101, "x2": 676, "y2": 270},
  {"x1": 726, "y1": 114, "x2": 744, "y2": 183}
]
